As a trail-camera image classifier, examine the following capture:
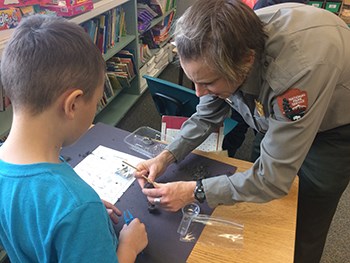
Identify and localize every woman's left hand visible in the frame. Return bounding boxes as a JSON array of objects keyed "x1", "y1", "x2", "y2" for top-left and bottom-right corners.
[{"x1": 141, "y1": 181, "x2": 197, "y2": 212}]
